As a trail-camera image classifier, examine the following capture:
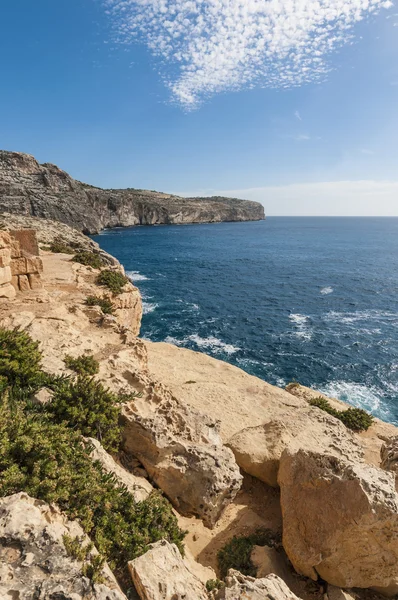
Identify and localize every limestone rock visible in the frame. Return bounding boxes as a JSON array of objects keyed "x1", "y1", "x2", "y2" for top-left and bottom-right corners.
[
  {"x1": 0, "y1": 150, "x2": 264, "y2": 234},
  {"x1": 0, "y1": 265, "x2": 11, "y2": 285},
  {"x1": 0, "y1": 282, "x2": 16, "y2": 300},
  {"x1": 28, "y1": 272, "x2": 43, "y2": 289},
  {"x1": 18, "y1": 274, "x2": 30, "y2": 292},
  {"x1": 121, "y1": 373, "x2": 242, "y2": 527},
  {"x1": 251, "y1": 545, "x2": 292, "y2": 583},
  {"x1": 128, "y1": 539, "x2": 208, "y2": 600},
  {"x1": 227, "y1": 407, "x2": 364, "y2": 487},
  {"x1": 218, "y1": 570, "x2": 301, "y2": 600},
  {"x1": 327, "y1": 586, "x2": 356, "y2": 600},
  {"x1": 0, "y1": 247, "x2": 11, "y2": 267},
  {"x1": 0, "y1": 231, "x2": 11, "y2": 248},
  {"x1": 278, "y1": 449, "x2": 398, "y2": 592},
  {"x1": 381, "y1": 436, "x2": 398, "y2": 473},
  {"x1": 87, "y1": 437, "x2": 153, "y2": 502},
  {"x1": 33, "y1": 387, "x2": 53, "y2": 405},
  {"x1": 0, "y1": 492, "x2": 126, "y2": 599}
]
